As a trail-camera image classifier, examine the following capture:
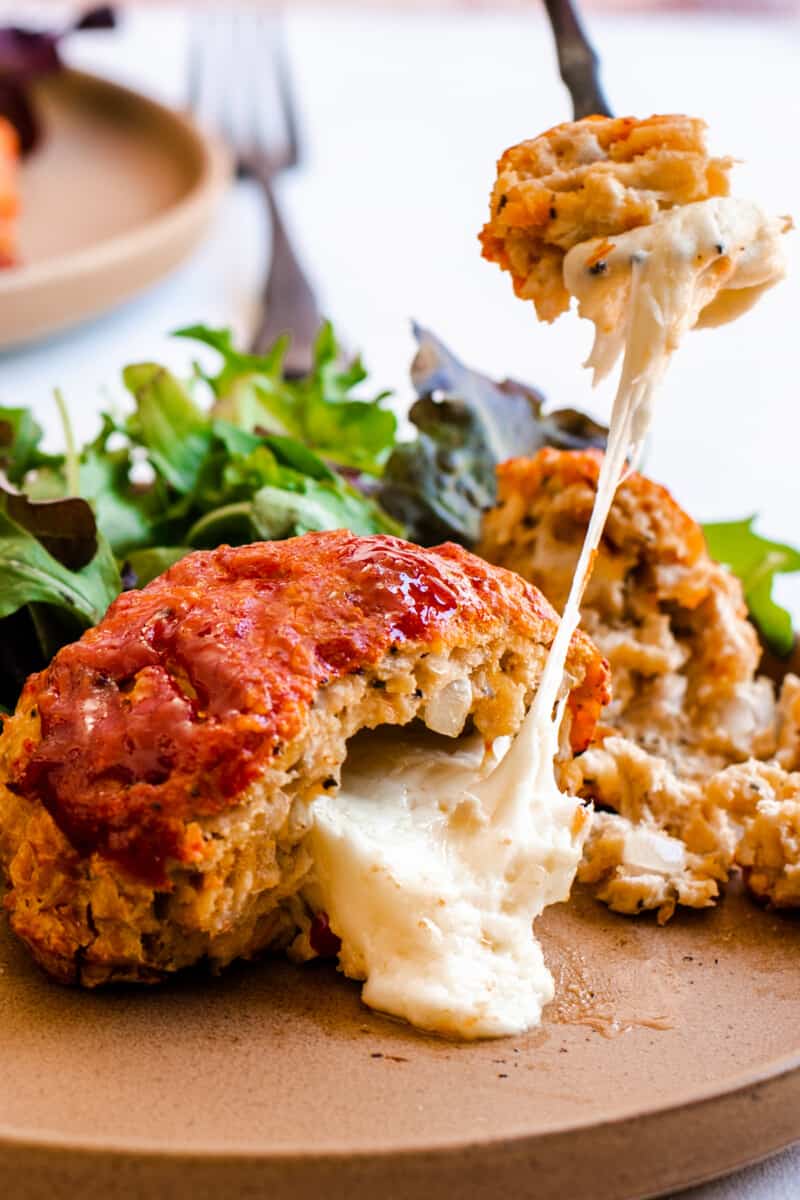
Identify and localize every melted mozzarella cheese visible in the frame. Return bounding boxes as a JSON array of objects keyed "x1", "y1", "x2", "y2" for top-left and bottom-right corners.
[
  {"x1": 306, "y1": 193, "x2": 788, "y2": 1041},
  {"x1": 308, "y1": 726, "x2": 585, "y2": 1039},
  {"x1": 564, "y1": 196, "x2": 789, "y2": 391}
]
